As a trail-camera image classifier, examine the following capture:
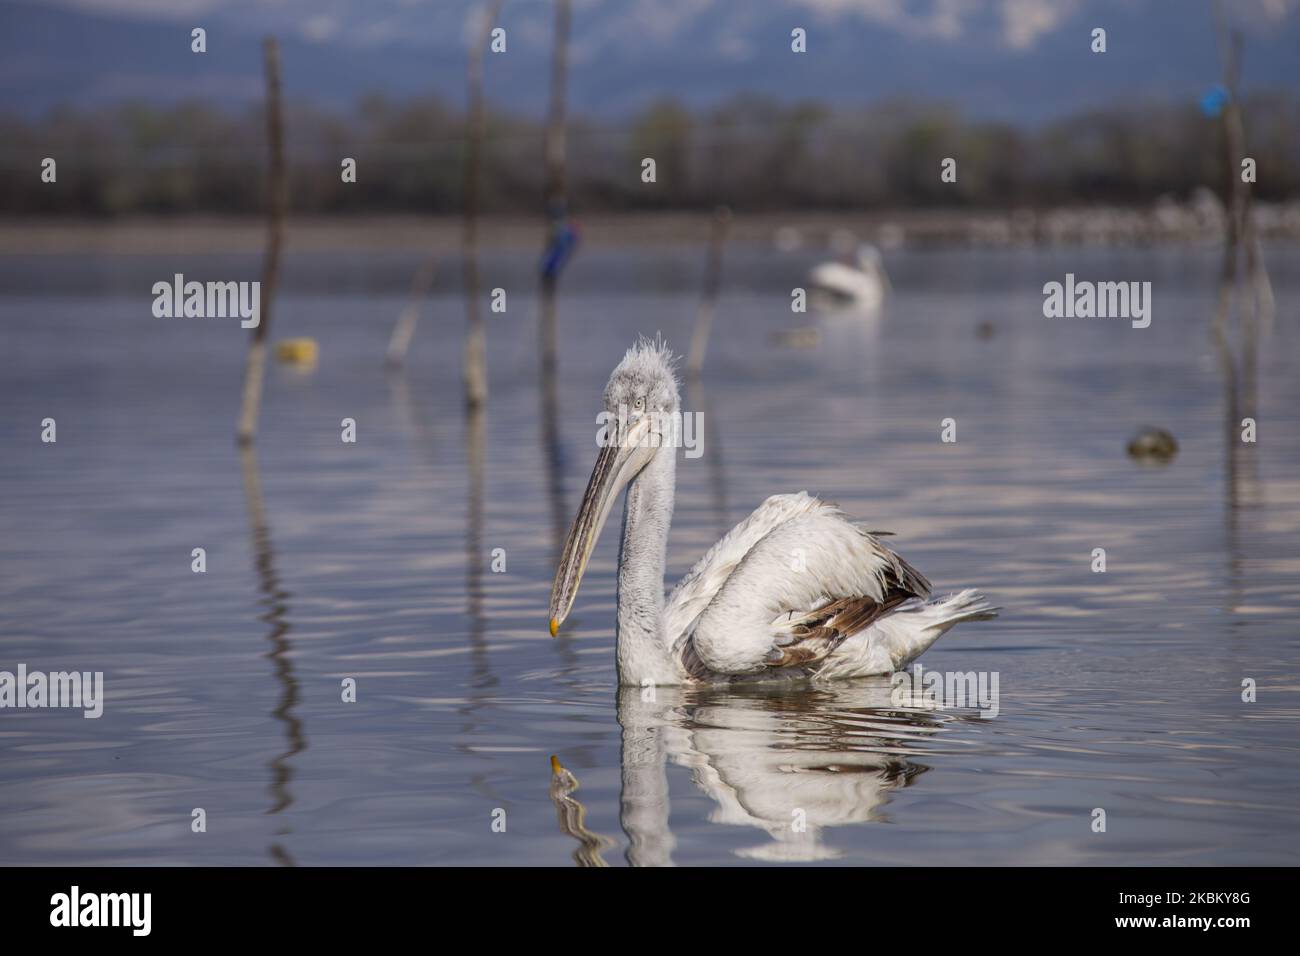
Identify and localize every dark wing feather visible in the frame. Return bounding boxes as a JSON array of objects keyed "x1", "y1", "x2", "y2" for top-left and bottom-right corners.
[{"x1": 763, "y1": 544, "x2": 930, "y2": 670}]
